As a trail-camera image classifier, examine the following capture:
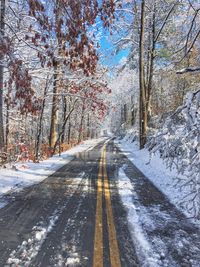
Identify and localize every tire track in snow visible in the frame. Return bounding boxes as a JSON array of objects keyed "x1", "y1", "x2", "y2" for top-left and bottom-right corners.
[
  {"x1": 54, "y1": 176, "x2": 90, "y2": 267},
  {"x1": 5, "y1": 172, "x2": 86, "y2": 267}
]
